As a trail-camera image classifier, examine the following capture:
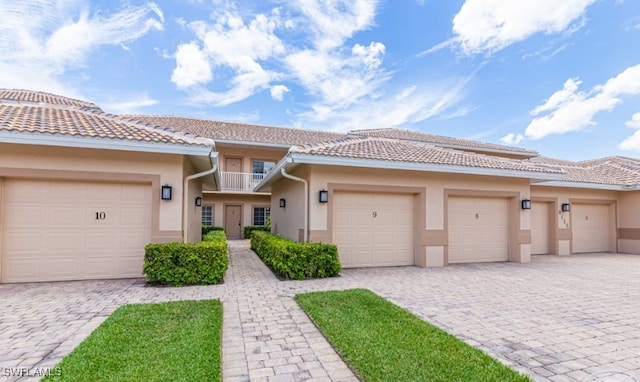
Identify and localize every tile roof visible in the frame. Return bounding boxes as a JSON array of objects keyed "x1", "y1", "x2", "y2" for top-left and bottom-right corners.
[
  {"x1": 350, "y1": 128, "x2": 538, "y2": 157},
  {"x1": 0, "y1": 89, "x2": 101, "y2": 110},
  {"x1": 527, "y1": 156, "x2": 640, "y2": 186},
  {"x1": 126, "y1": 115, "x2": 344, "y2": 146},
  {"x1": 293, "y1": 136, "x2": 561, "y2": 175},
  {"x1": 0, "y1": 94, "x2": 212, "y2": 147}
]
